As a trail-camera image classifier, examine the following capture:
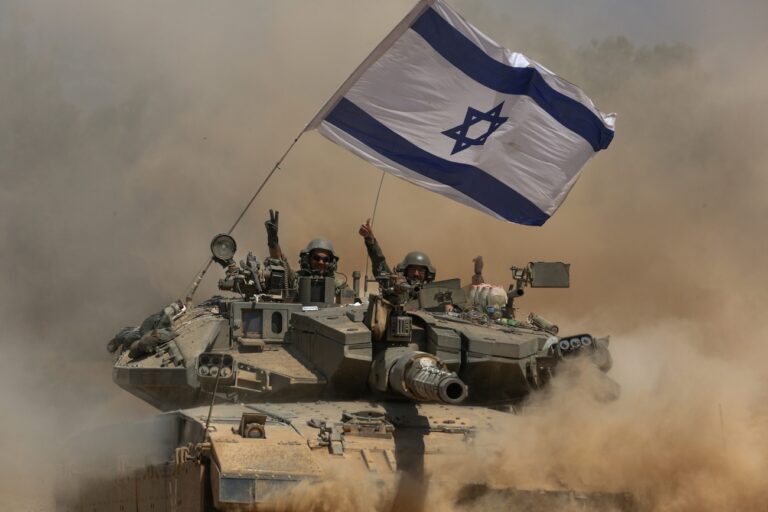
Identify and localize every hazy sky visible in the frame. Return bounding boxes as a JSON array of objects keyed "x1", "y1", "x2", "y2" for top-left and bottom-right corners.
[{"x1": 2, "y1": 1, "x2": 768, "y2": 508}]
